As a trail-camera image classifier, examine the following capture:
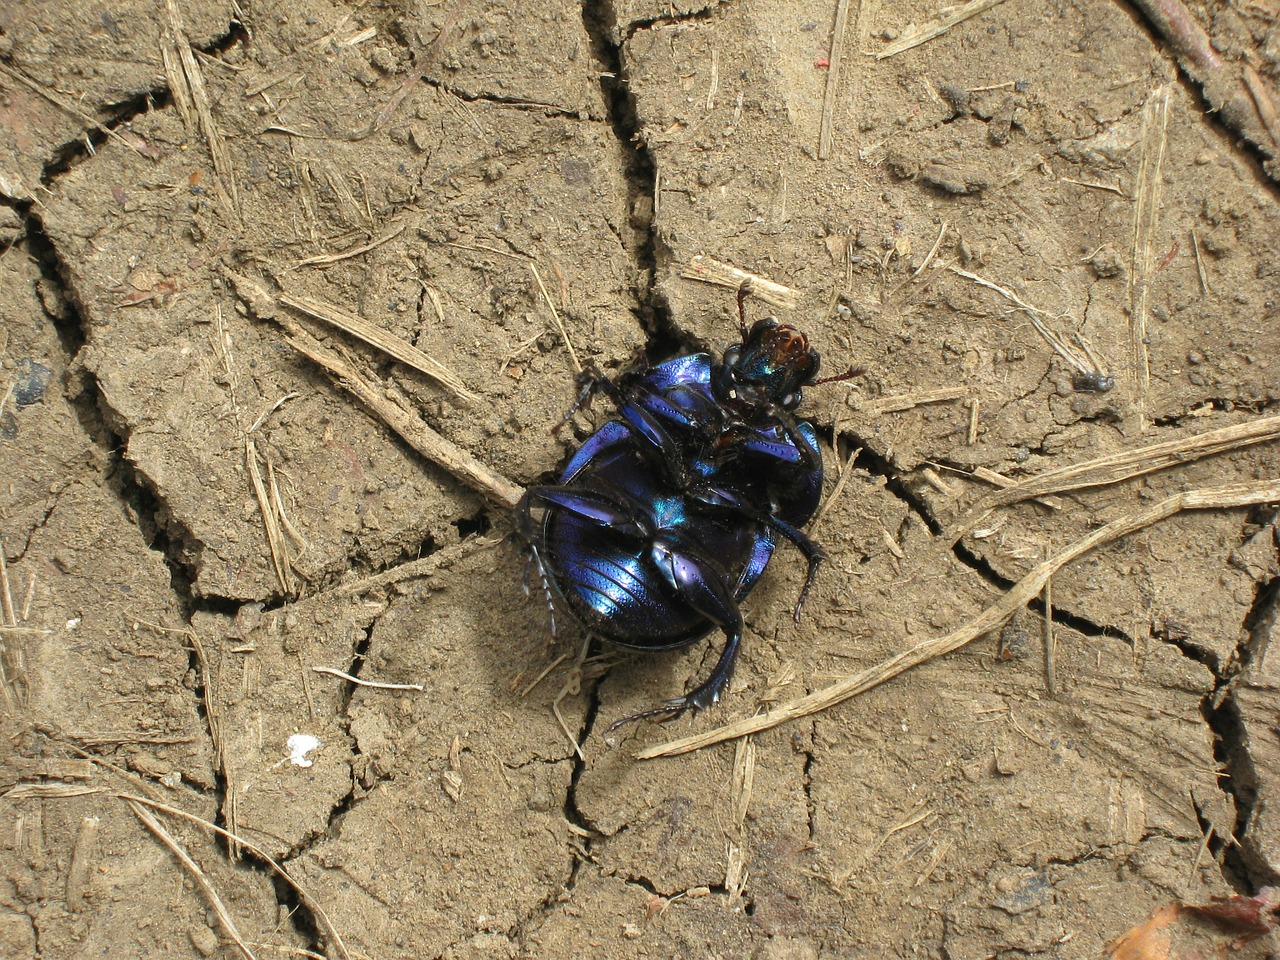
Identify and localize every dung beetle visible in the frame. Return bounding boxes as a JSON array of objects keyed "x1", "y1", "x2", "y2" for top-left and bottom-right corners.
[{"x1": 518, "y1": 284, "x2": 857, "y2": 729}]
